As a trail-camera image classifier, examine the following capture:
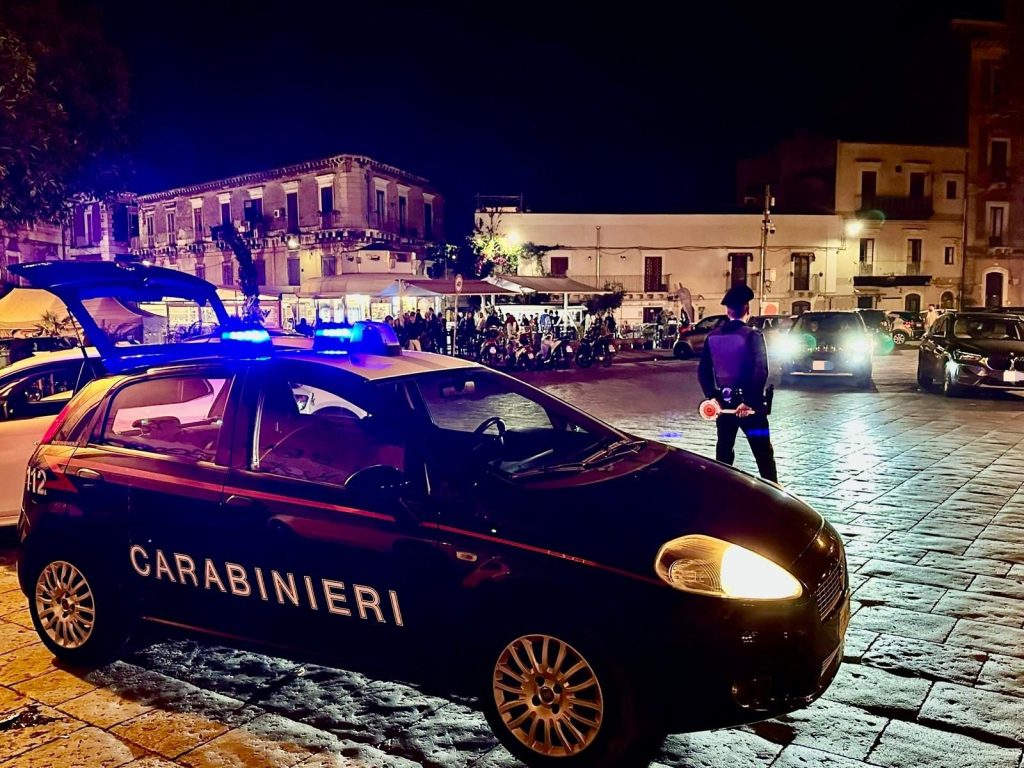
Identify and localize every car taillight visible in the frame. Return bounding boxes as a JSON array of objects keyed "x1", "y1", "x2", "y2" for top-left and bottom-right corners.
[{"x1": 39, "y1": 403, "x2": 74, "y2": 445}]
